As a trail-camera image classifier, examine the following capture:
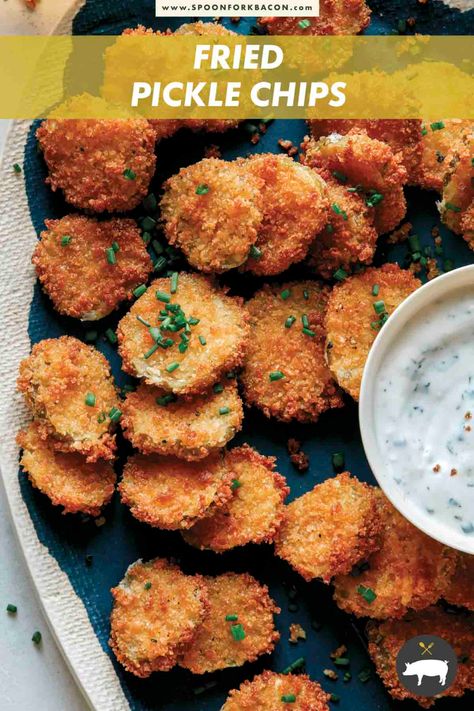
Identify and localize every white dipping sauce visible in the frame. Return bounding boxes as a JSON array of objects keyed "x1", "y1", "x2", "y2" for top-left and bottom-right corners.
[{"x1": 374, "y1": 286, "x2": 474, "y2": 540}]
